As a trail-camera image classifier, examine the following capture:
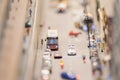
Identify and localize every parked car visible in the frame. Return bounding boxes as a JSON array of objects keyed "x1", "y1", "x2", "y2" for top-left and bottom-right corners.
[
  {"x1": 68, "y1": 45, "x2": 76, "y2": 56},
  {"x1": 42, "y1": 60, "x2": 52, "y2": 73},
  {"x1": 40, "y1": 69, "x2": 50, "y2": 80},
  {"x1": 42, "y1": 51, "x2": 51, "y2": 62},
  {"x1": 45, "y1": 49, "x2": 52, "y2": 56}
]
